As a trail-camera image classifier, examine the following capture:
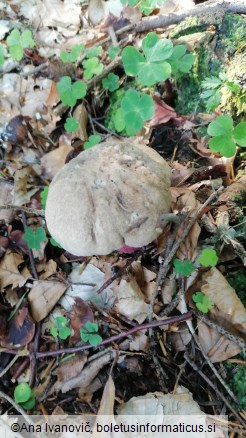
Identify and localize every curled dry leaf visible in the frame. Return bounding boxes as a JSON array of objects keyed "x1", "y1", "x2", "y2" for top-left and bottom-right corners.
[
  {"x1": 0, "y1": 250, "x2": 30, "y2": 289},
  {"x1": 53, "y1": 350, "x2": 117, "y2": 393},
  {"x1": 54, "y1": 355, "x2": 88, "y2": 384}
]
